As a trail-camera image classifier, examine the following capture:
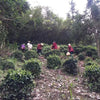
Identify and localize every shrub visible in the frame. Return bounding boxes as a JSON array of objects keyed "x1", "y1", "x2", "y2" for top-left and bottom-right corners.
[
  {"x1": 78, "y1": 53, "x2": 85, "y2": 61},
  {"x1": 44, "y1": 50, "x2": 61, "y2": 58},
  {"x1": 1, "y1": 60, "x2": 15, "y2": 70},
  {"x1": 83, "y1": 45, "x2": 96, "y2": 51},
  {"x1": 24, "y1": 50, "x2": 38, "y2": 60},
  {"x1": 86, "y1": 50, "x2": 93, "y2": 57},
  {"x1": 47, "y1": 55, "x2": 61, "y2": 69},
  {"x1": 59, "y1": 45, "x2": 68, "y2": 55},
  {"x1": 85, "y1": 61, "x2": 97, "y2": 66},
  {"x1": 86, "y1": 46, "x2": 97, "y2": 57},
  {"x1": 73, "y1": 46, "x2": 83, "y2": 55},
  {"x1": 42, "y1": 45, "x2": 51, "y2": 55},
  {"x1": 92, "y1": 55, "x2": 98, "y2": 60},
  {"x1": 96, "y1": 59, "x2": 100, "y2": 64},
  {"x1": 0, "y1": 69, "x2": 34, "y2": 100},
  {"x1": 0, "y1": 57, "x2": 4, "y2": 69},
  {"x1": 11, "y1": 50, "x2": 23, "y2": 60},
  {"x1": 24, "y1": 59, "x2": 41, "y2": 77},
  {"x1": 84, "y1": 63, "x2": 100, "y2": 92},
  {"x1": 63, "y1": 59, "x2": 78, "y2": 75},
  {"x1": 85, "y1": 57, "x2": 92, "y2": 62}
]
